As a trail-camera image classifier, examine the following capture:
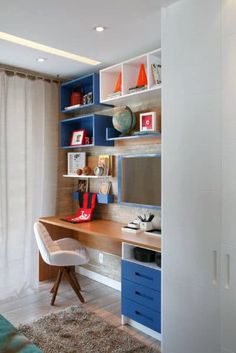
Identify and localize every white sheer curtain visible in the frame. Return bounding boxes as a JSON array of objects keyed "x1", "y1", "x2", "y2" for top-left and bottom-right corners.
[{"x1": 0, "y1": 71, "x2": 59, "y2": 300}]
